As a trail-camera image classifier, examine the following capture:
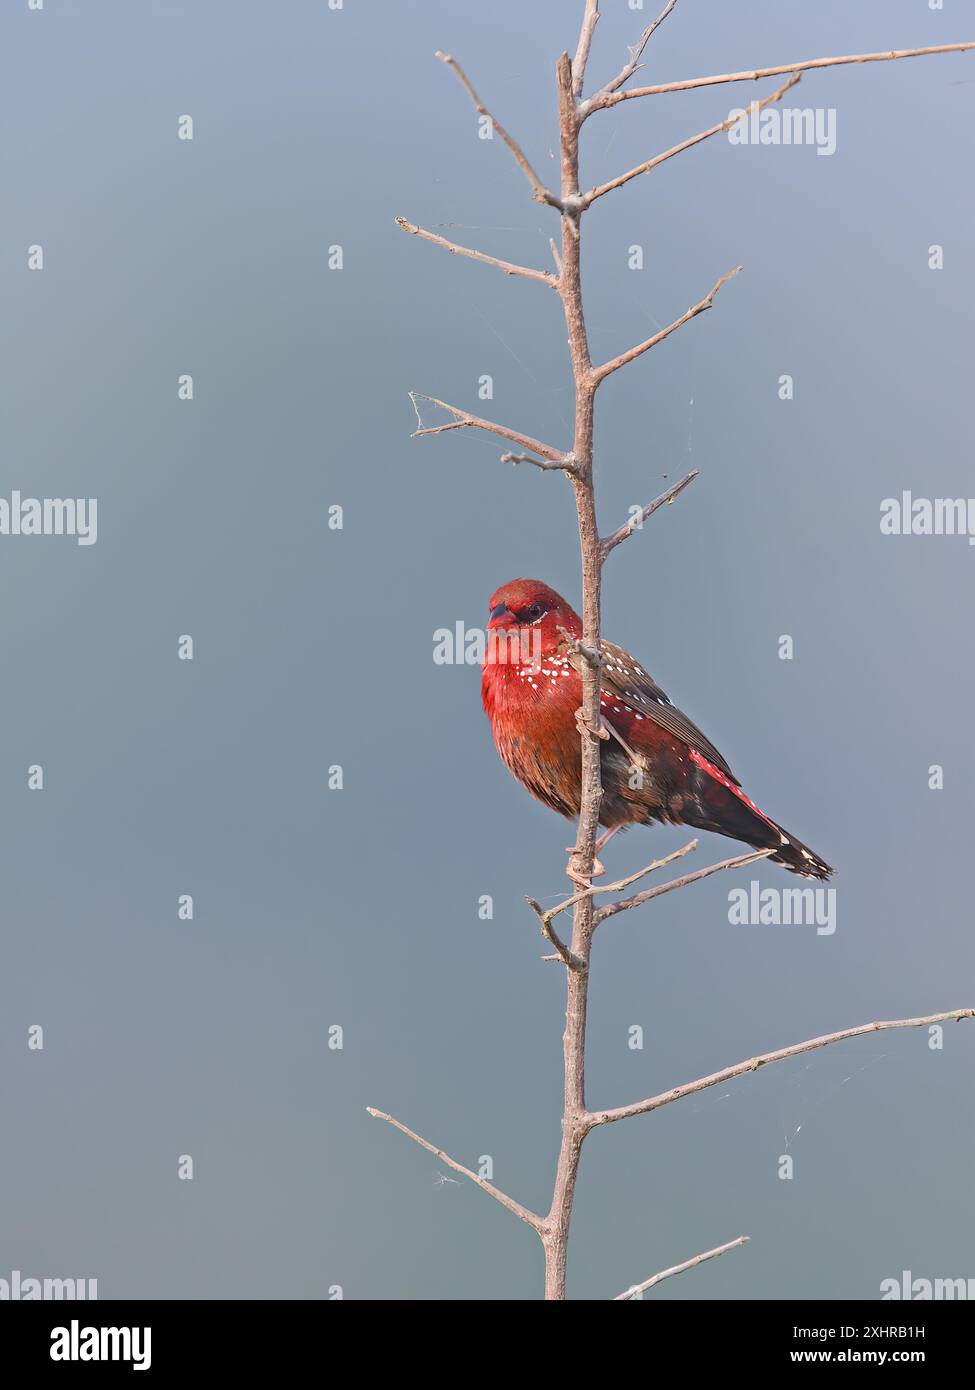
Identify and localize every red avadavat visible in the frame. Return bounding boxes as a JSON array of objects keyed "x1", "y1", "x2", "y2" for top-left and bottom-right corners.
[{"x1": 482, "y1": 579, "x2": 832, "y2": 879}]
